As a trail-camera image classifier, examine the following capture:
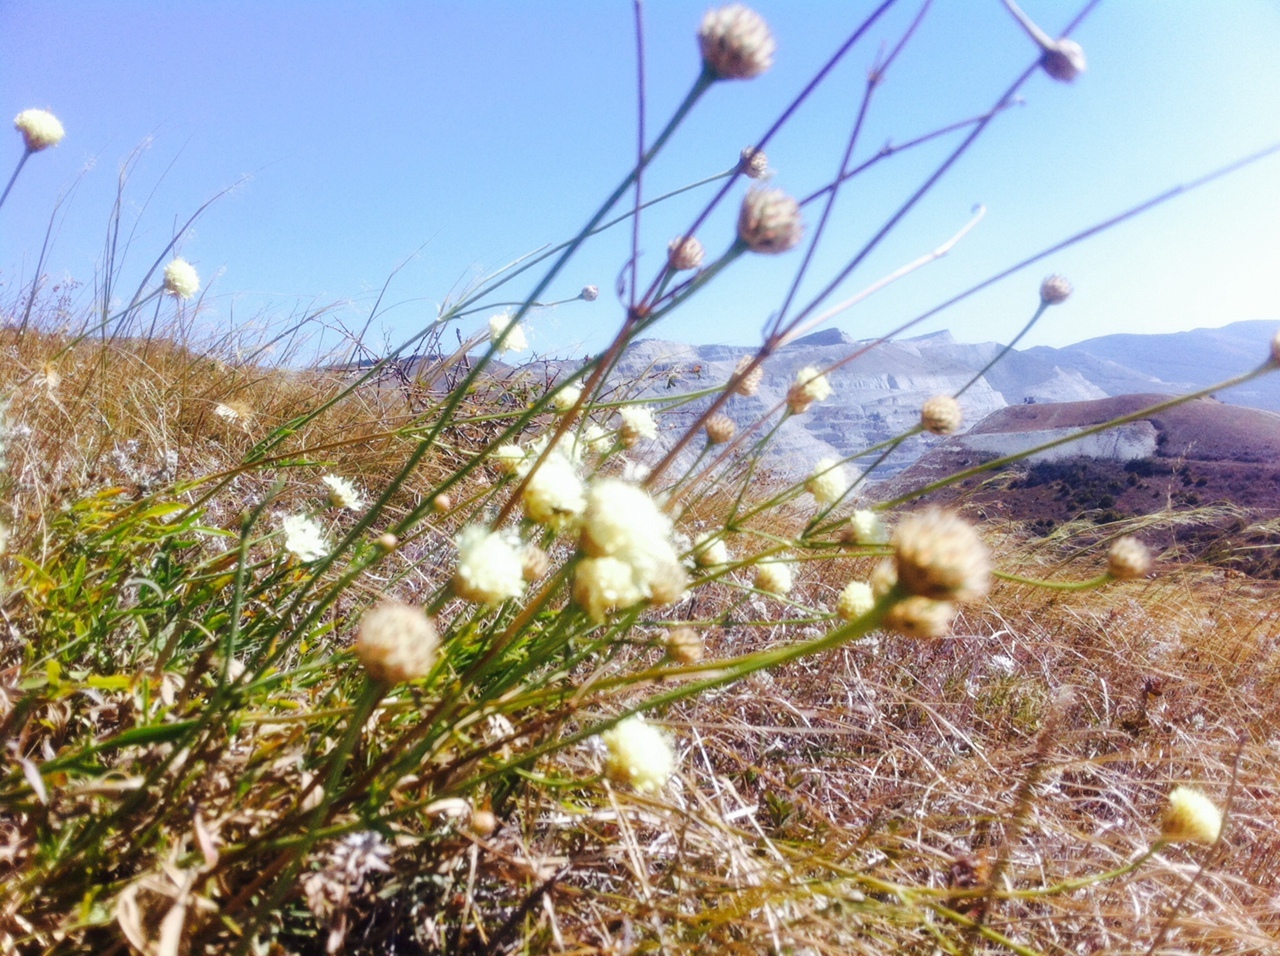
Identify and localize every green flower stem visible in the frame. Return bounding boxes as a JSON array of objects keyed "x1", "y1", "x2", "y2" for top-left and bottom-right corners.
[
  {"x1": 0, "y1": 150, "x2": 30, "y2": 212},
  {"x1": 993, "y1": 570, "x2": 1112, "y2": 591}
]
